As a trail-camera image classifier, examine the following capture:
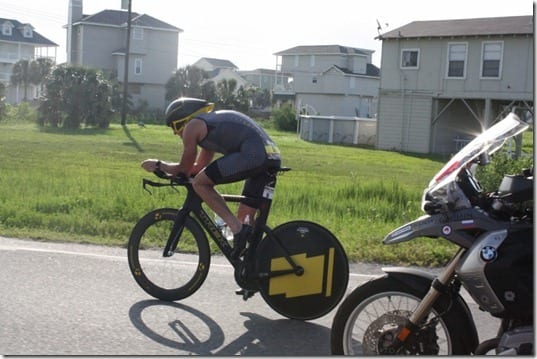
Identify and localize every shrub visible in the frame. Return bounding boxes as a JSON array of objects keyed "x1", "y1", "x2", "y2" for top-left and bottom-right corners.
[
  {"x1": 476, "y1": 150, "x2": 533, "y2": 192},
  {"x1": 272, "y1": 104, "x2": 297, "y2": 132}
]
